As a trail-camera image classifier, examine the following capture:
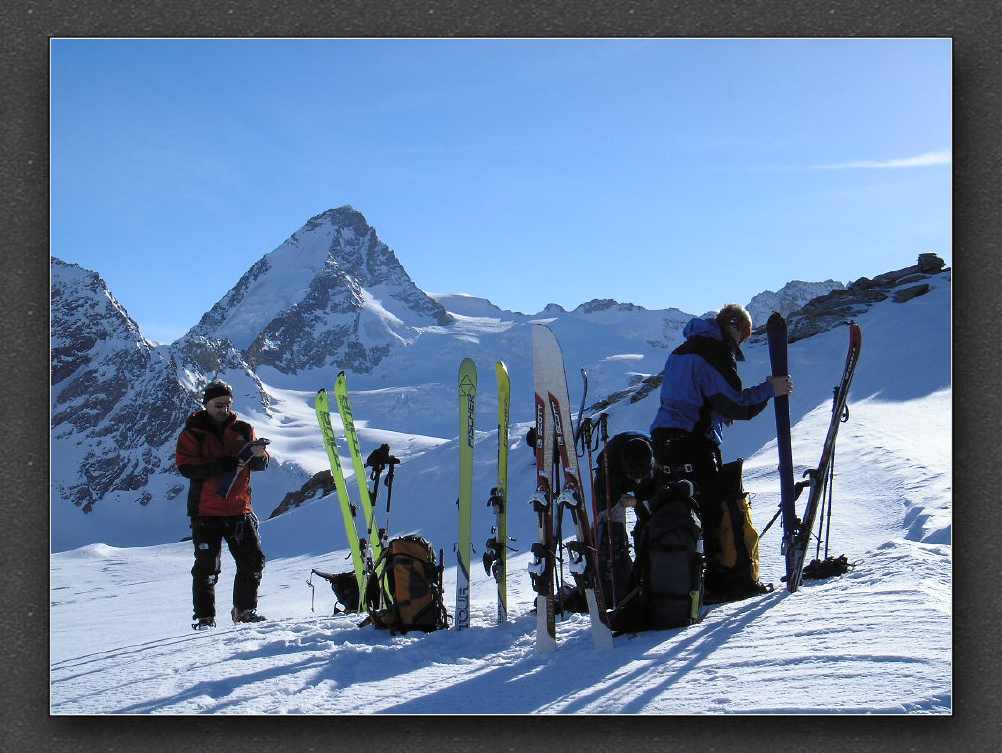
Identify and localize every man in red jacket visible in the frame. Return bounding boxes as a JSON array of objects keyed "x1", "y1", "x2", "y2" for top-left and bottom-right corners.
[{"x1": 176, "y1": 381, "x2": 270, "y2": 630}]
